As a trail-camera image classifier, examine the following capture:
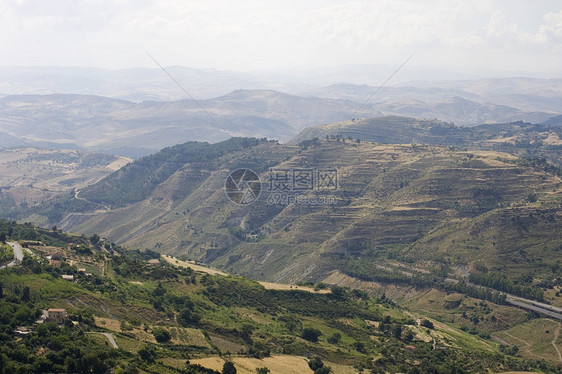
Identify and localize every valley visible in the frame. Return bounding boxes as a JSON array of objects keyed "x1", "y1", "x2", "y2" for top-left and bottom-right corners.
[
  {"x1": 2, "y1": 82, "x2": 562, "y2": 374},
  {"x1": 2, "y1": 127, "x2": 562, "y2": 370}
]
